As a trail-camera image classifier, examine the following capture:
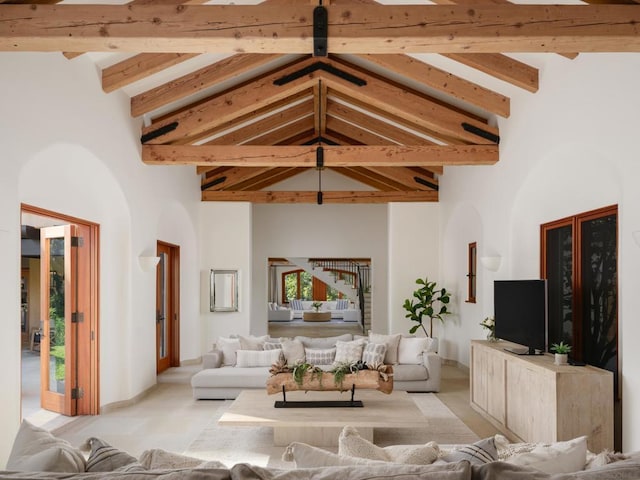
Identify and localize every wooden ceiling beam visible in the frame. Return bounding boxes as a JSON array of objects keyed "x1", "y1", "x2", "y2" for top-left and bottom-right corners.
[
  {"x1": 140, "y1": 56, "x2": 318, "y2": 144},
  {"x1": 4, "y1": 5, "x2": 640, "y2": 54},
  {"x1": 142, "y1": 144, "x2": 499, "y2": 167},
  {"x1": 367, "y1": 166, "x2": 439, "y2": 191},
  {"x1": 357, "y1": 54, "x2": 510, "y2": 118},
  {"x1": 246, "y1": 116, "x2": 316, "y2": 146},
  {"x1": 131, "y1": 53, "x2": 287, "y2": 117},
  {"x1": 442, "y1": 53, "x2": 539, "y2": 93},
  {"x1": 201, "y1": 190, "x2": 438, "y2": 203},
  {"x1": 201, "y1": 167, "x2": 271, "y2": 191},
  {"x1": 201, "y1": 99, "x2": 314, "y2": 146},
  {"x1": 319, "y1": 63, "x2": 498, "y2": 145},
  {"x1": 102, "y1": 53, "x2": 199, "y2": 93},
  {"x1": 325, "y1": 116, "x2": 391, "y2": 146},
  {"x1": 238, "y1": 167, "x2": 305, "y2": 191},
  {"x1": 332, "y1": 167, "x2": 405, "y2": 191}
]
